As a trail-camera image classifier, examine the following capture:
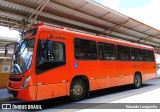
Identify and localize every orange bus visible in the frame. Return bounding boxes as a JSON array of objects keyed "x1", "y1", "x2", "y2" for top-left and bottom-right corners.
[{"x1": 7, "y1": 25, "x2": 157, "y2": 101}]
